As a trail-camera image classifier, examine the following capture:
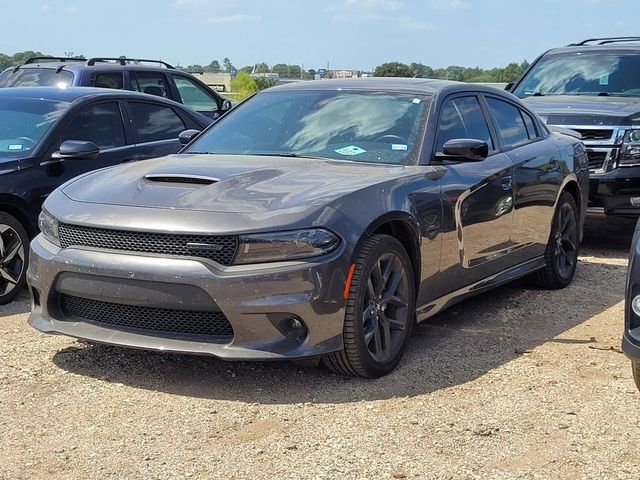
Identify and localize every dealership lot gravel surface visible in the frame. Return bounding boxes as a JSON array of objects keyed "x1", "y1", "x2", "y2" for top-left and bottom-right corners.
[{"x1": 1, "y1": 219, "x2": 638, "y2": 480}]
